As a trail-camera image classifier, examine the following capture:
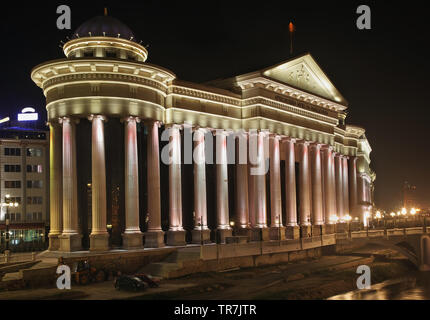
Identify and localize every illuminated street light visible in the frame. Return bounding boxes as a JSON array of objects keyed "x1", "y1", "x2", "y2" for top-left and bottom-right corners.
[
  {"x1": 390, "y1": 212, "x2": 396, "y2": 217},
  {"x1": 401, "y1": 208, "x2": 407, "y2": 215},
  {"x1": 410, "y1": 208, "x2": 416, "y2": 215},
  {"x1": 329, "y1": 214, "x2": 339, "y2": 224},
  {"x1": 344, "y1": 215, "x2": 352, "y2": 222}
]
